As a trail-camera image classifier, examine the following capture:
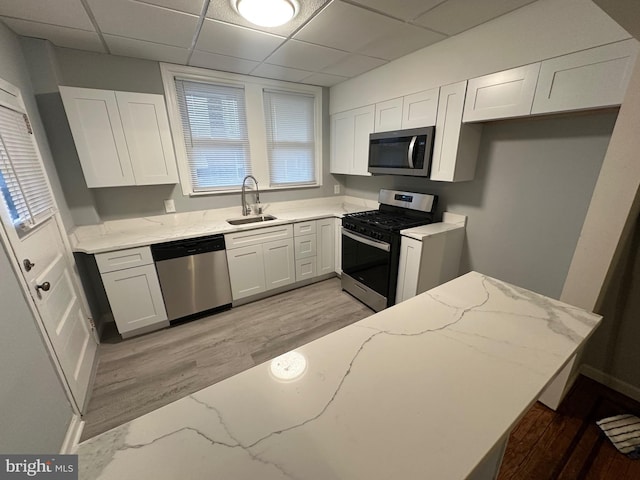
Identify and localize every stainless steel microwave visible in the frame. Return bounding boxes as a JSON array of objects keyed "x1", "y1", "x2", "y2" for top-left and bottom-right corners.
[{"x1": 368, "y1": 126, "x2": 435, "y2": 176}]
